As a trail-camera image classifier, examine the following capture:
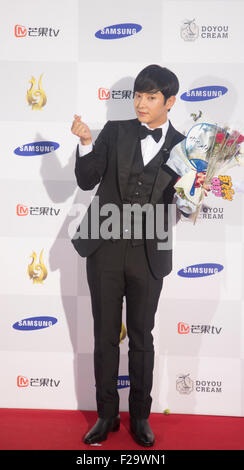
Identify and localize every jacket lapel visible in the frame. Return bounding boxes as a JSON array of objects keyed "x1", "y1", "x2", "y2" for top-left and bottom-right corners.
[{"x1": 149, "y1": 121, "x2": 183, "y2": 205}]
